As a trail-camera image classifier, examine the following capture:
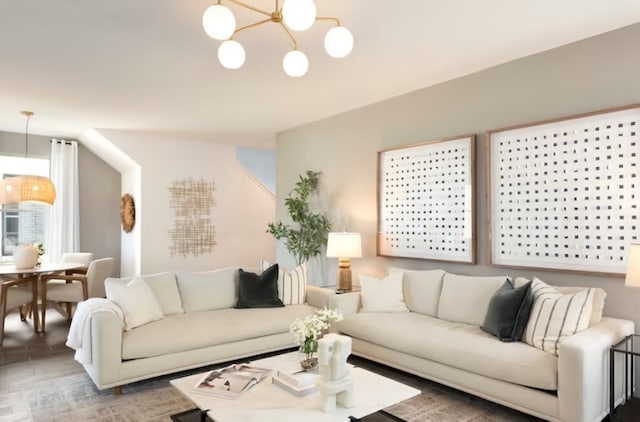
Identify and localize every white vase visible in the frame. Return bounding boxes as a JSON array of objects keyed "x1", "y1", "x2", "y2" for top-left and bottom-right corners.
[{"x1": 13, "y1": 245, "x2": 38, "y2": 269}]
